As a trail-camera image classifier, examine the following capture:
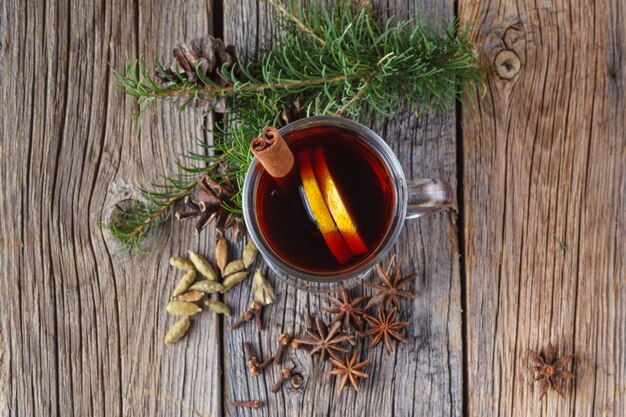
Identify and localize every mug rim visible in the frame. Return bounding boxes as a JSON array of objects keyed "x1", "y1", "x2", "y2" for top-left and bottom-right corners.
[{"x1": 242, "y1": 116, "x2": 408, "y2": 289}]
